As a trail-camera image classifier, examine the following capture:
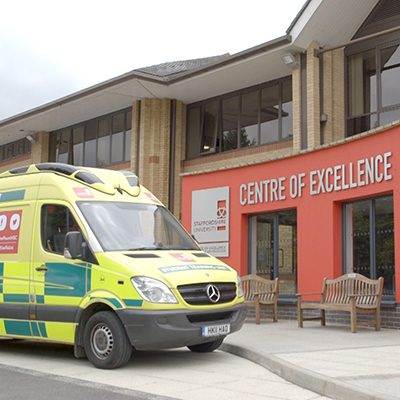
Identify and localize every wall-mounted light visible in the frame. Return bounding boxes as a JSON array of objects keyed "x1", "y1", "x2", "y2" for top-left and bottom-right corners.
[
  {"x1": 26, "y1": 134, "x2": 37, "y2": 143},
  {"x1": 320, "y1": 113, "x2": 328, "y2": 123},
  {"x1": 281, "y1": 53, "x2": 299, "y2": 68}
]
